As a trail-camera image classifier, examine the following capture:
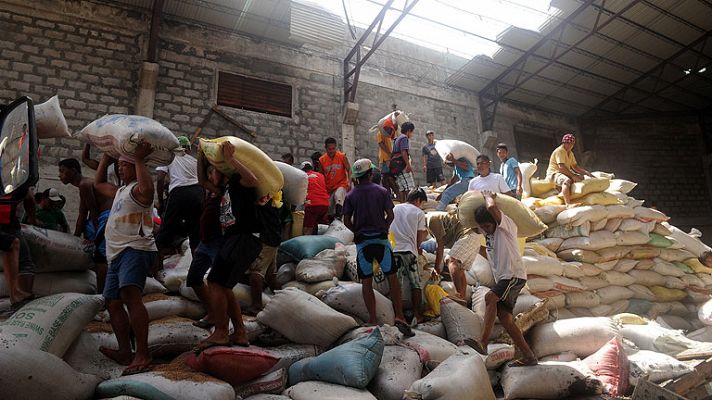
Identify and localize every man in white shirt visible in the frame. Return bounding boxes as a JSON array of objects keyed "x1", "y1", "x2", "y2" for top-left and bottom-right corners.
[
  {"x1": 391, "y1": 188, "x2": 429, "y2": 323},
  {"x1": 155, "y1": 136, "x2": 203, "y2": 255},
  {"x1": 467, "y1": 154, "x2": 514, "y2": 196},
  {"x1": 474, "y1": 191, "x2": 537, "y2": 367}
]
